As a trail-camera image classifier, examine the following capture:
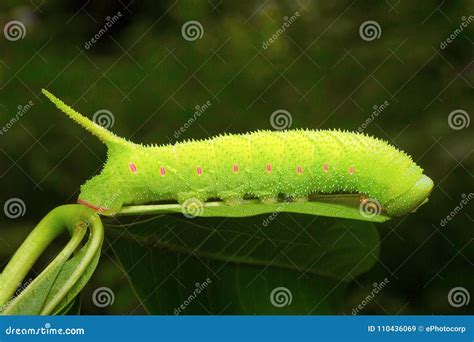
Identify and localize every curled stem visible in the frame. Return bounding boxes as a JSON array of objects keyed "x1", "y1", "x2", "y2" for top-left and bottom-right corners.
[{"x1": 0, "y1": 205, "x2": 99, "y2": 308}]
